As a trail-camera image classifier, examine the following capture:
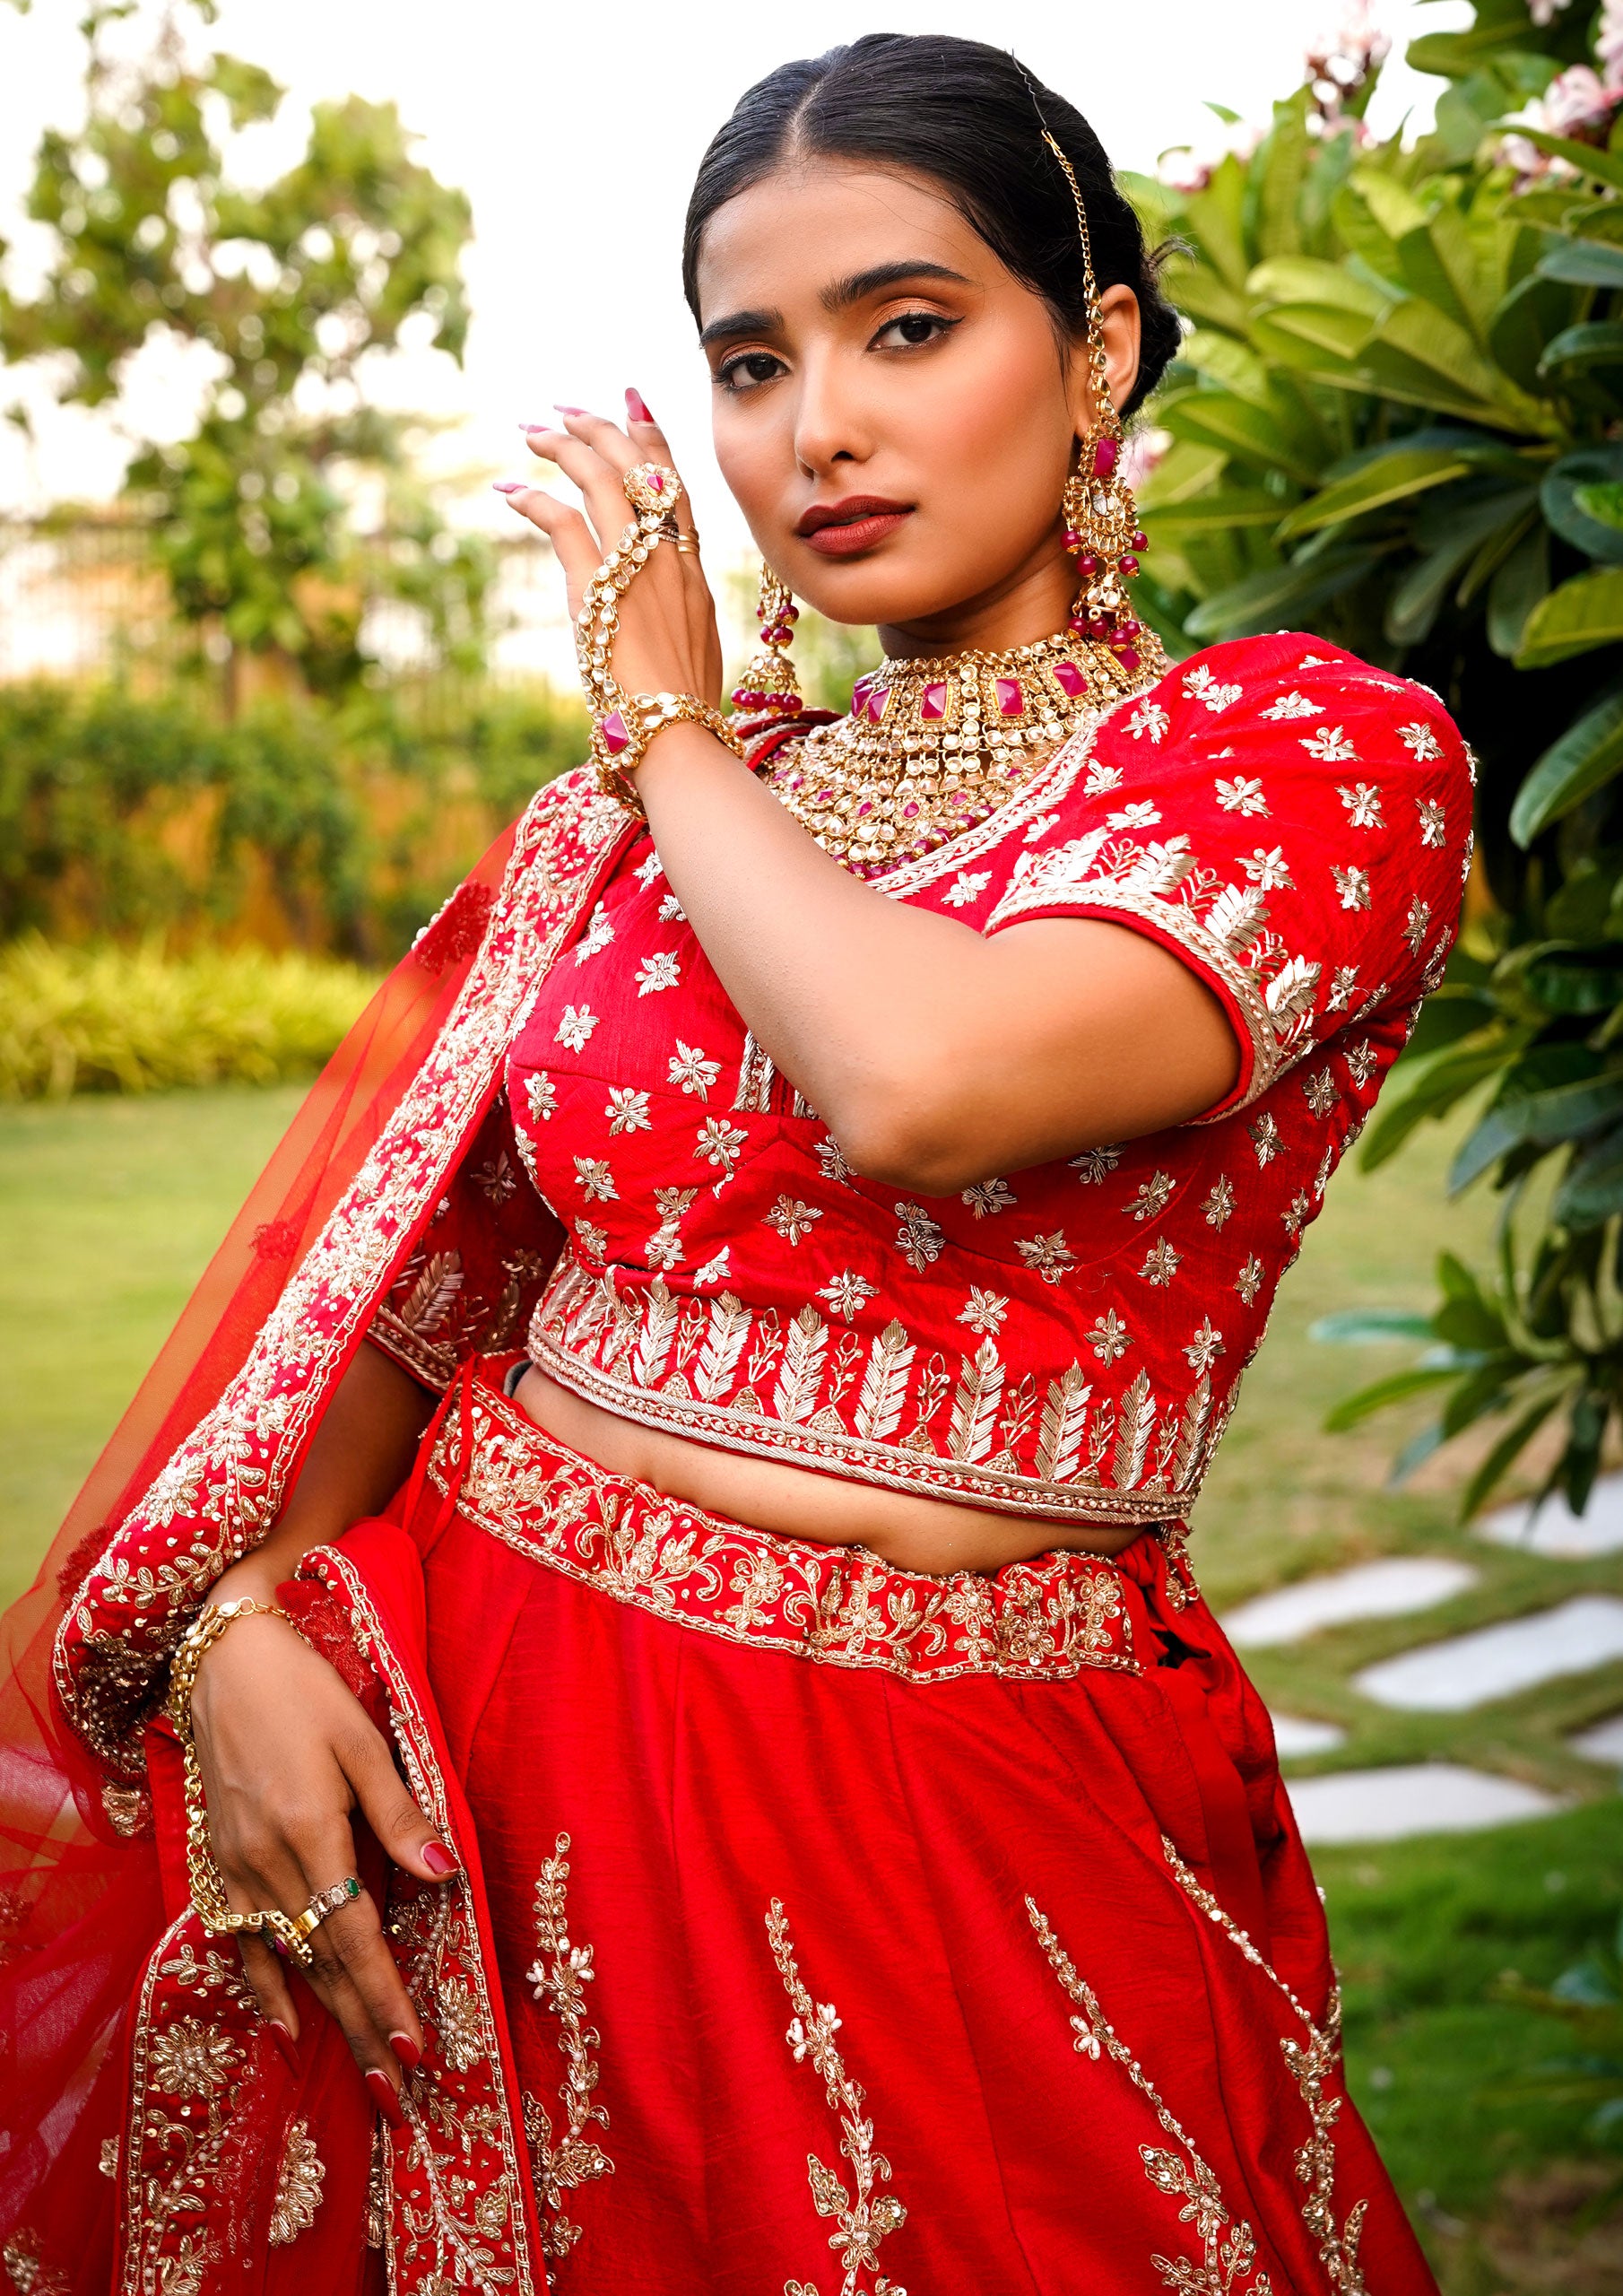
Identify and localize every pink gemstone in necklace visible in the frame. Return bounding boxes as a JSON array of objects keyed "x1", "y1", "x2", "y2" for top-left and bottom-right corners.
[
  {"x1": 920, "y1": 681, "x2": 947, "y2": 720},
  {"x1": 1052, "y1": 660, "x2": 1086, "y2": 697},
  {"x1": 600, "y1": 710, "x2": 630, "y2": 753},
  {"x1": 869, "y1": 687, "x2": 891, "y2": 720},
  {"x1": 994, "y1": 677, "x2": 1024, "y2": 717}
]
